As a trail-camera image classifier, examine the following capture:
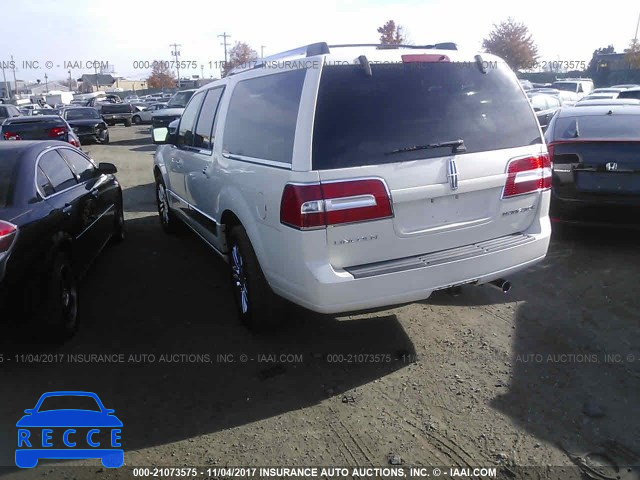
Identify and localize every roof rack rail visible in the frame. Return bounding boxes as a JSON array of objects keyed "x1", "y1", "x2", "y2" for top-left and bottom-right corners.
[
  {"x1": 328, "y1": 42, "x2": 457, "y2": 50},
  {"x1": 228, "y1": 42, "x2": 330, "y2": 76},
  {"x1": 227, "y1": 41, "x2": 457, "y2": 76}
]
